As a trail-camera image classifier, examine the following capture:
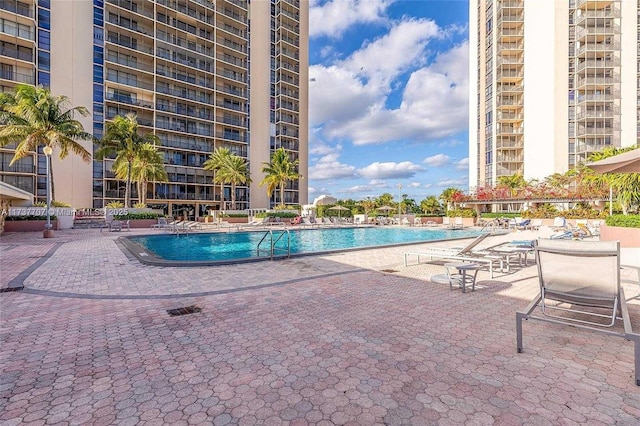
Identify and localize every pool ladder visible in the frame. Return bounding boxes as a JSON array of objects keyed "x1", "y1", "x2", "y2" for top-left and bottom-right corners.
[{"x1": 257, "y1": 229, "x2": 291, "y2": 259}]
